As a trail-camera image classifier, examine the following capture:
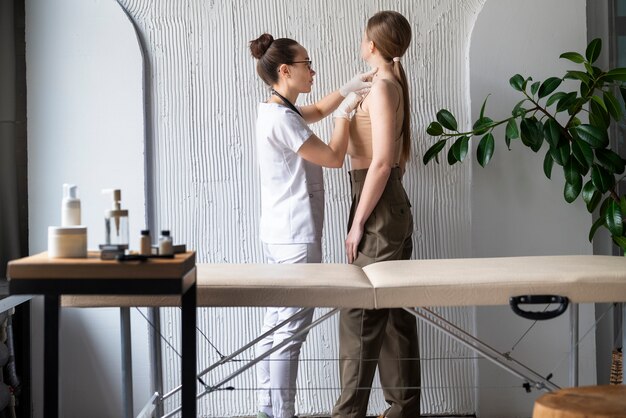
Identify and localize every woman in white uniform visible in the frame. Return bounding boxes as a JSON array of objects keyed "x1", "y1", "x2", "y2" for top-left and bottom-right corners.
[{"x1": 249, "y1": 33, "x2": 375, "y2": 418}]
